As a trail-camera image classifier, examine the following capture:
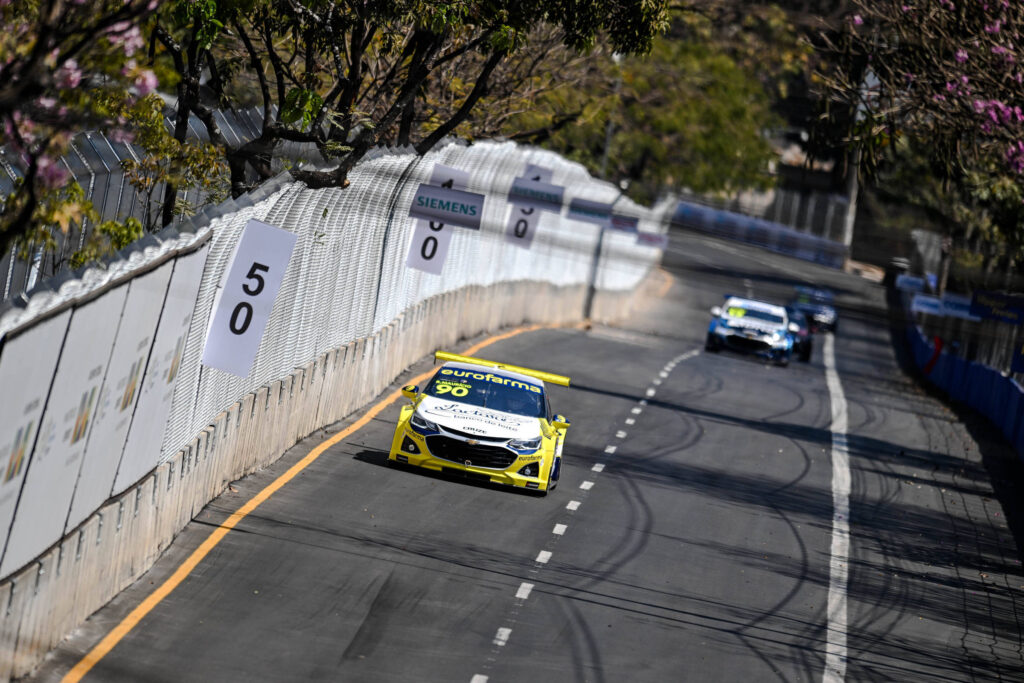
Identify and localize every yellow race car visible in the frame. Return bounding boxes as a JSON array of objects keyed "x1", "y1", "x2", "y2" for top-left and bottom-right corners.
[{"x1": 388, "y1": 351, "x2": 571, "y2": 494}]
